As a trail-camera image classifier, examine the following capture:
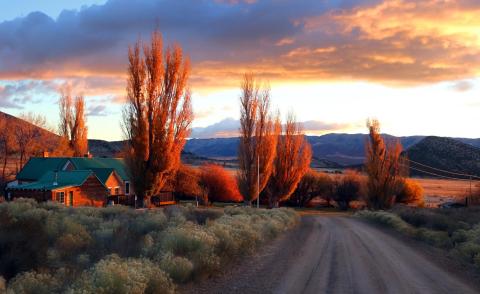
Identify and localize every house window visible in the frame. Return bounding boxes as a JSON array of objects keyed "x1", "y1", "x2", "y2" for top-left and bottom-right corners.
[
  {"x1": 125, "y1": 182, "x2": 130, "y2": 195},
  {"x1": 56, "y1": 192, "x2": 65, "y2": 204},
  {"x1": 115, "y1": 187, "x2": 120, "y2": 195}
]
